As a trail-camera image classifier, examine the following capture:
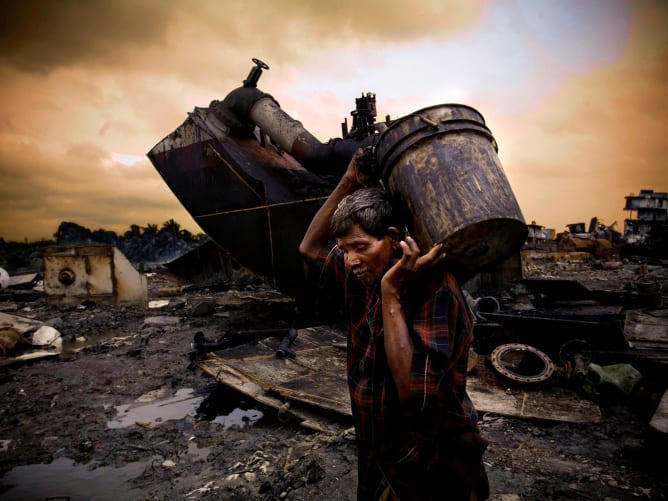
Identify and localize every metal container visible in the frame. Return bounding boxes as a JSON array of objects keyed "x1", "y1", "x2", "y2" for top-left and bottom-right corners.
[
  {"x1": 42, "y1": 245, "x2": 147, "y2": 306},
  {"x1": 376, "y1": 104, "x2": 527, "y2": 273}
]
